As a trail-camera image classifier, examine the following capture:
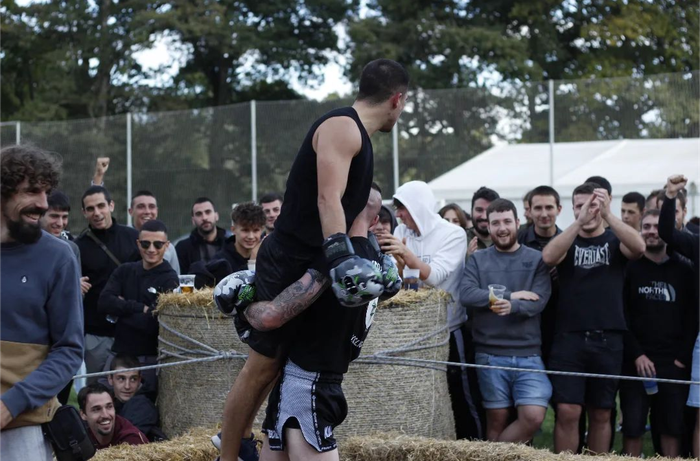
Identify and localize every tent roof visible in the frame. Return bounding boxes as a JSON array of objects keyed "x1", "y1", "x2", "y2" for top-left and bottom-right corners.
[{"x1": 429, "y1": 138, "x2": 700, "y2": 201}]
